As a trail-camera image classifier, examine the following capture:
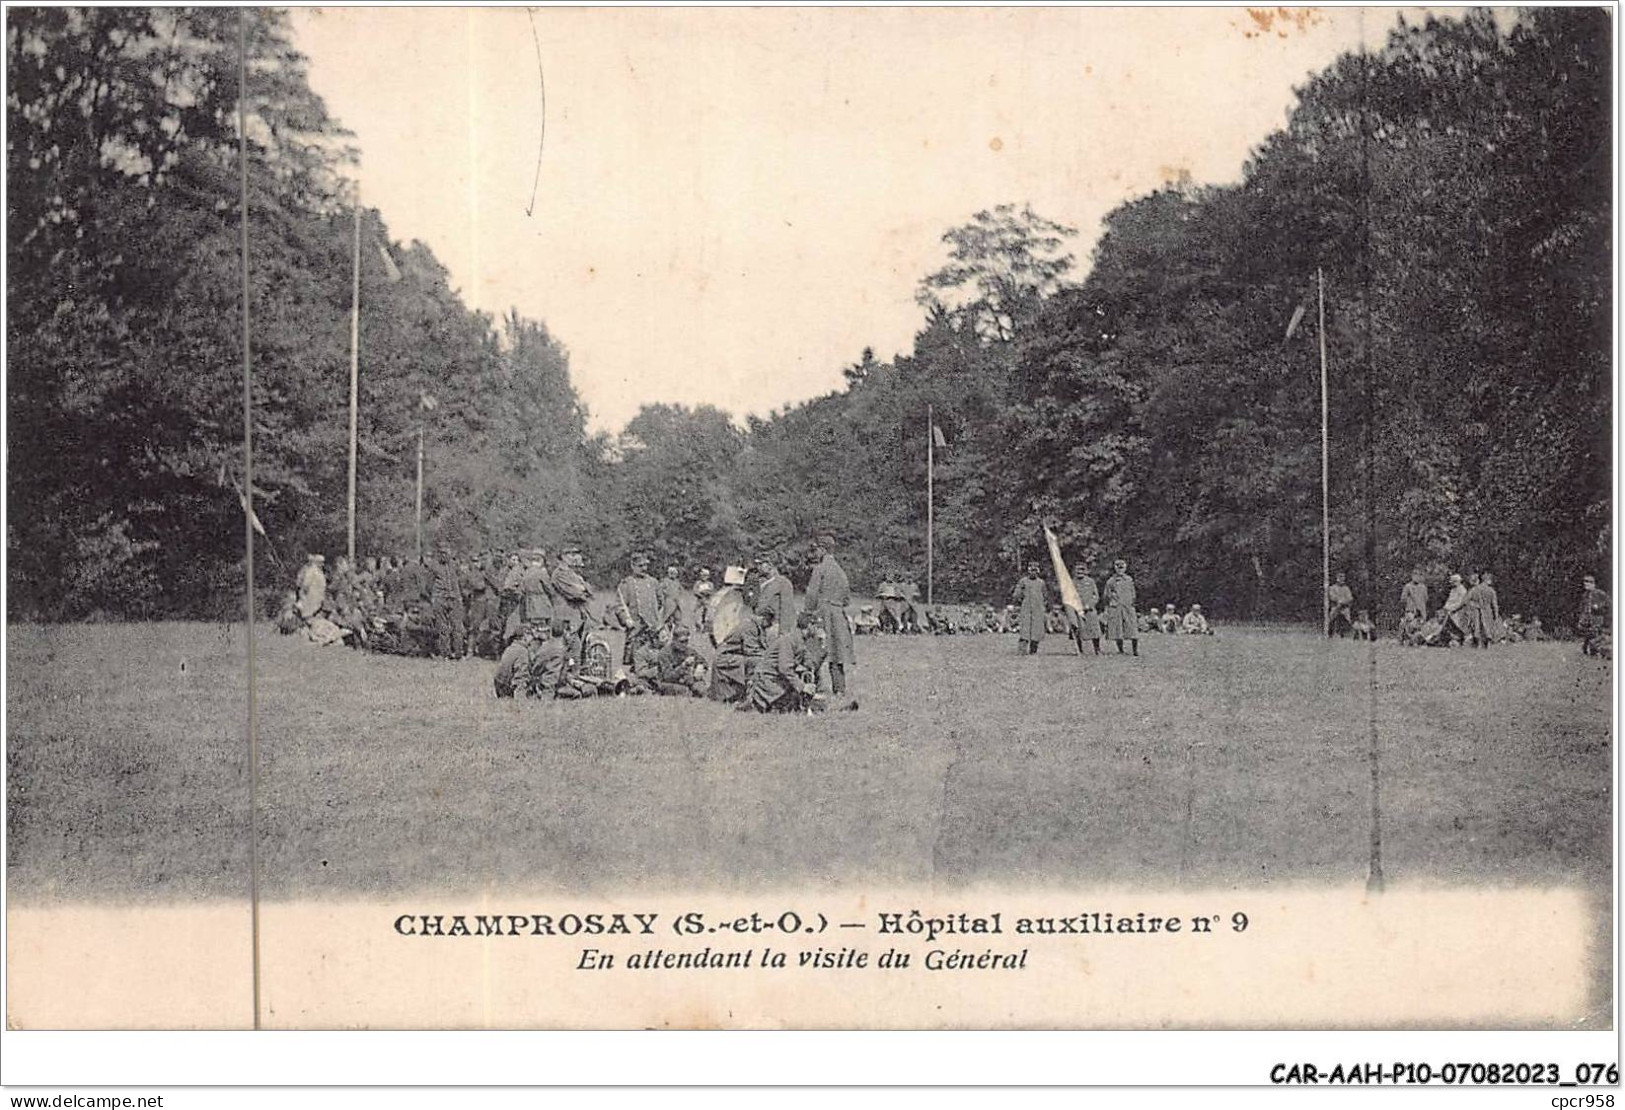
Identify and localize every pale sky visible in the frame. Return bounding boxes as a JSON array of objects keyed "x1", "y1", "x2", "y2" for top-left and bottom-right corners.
[{"x1": 290, "y1": 6, "x2": 1420, "y2": 433}]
